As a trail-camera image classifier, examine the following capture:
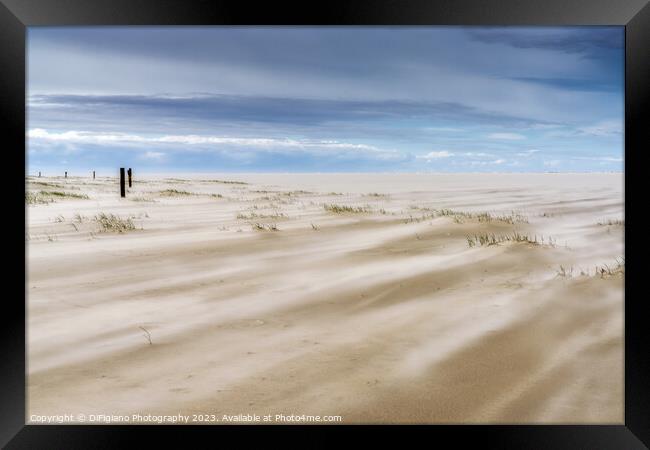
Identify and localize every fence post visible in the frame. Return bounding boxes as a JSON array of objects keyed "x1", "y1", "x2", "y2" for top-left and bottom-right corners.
[
  {"x1": 120, "y1": 168, "x2": 125, "y2": 198},
  {"x1": 93, "y1": 171, "x2": 95, "y2": 180},
  {"x1": 65, "y1": 171, "x2": 67, "y2": 178},
  {"x1": 38, "y1": 171, "x2": 41, "y2": 177},
  {"x1": 128, "y1": 168, "x2": 132, "y2": 187}
]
